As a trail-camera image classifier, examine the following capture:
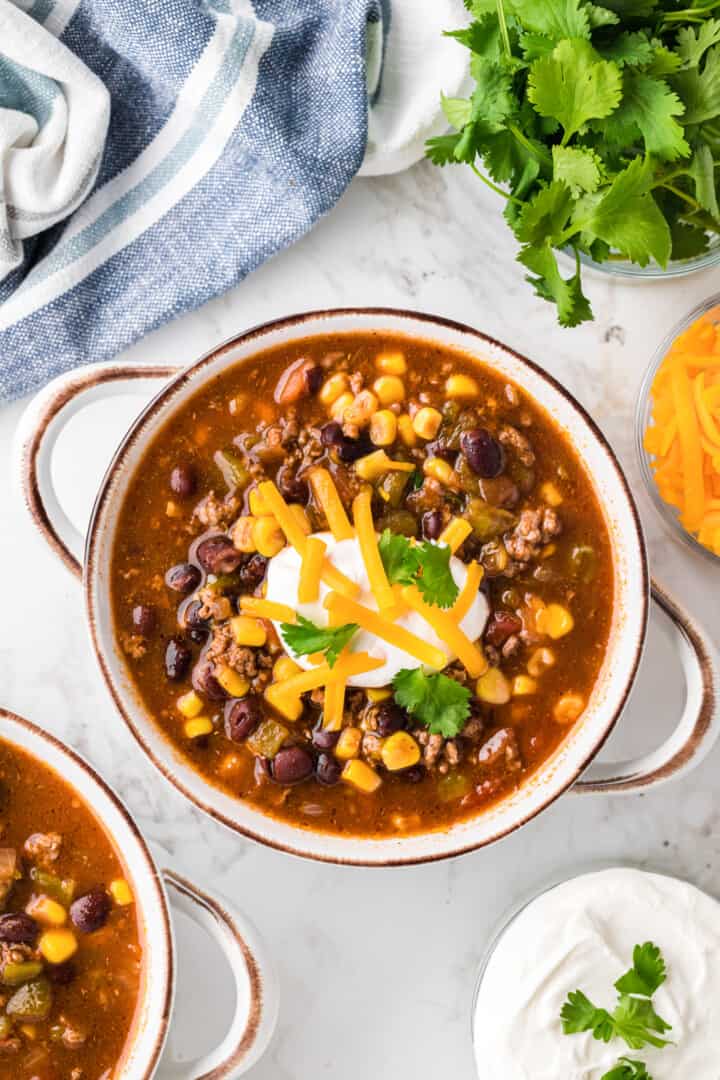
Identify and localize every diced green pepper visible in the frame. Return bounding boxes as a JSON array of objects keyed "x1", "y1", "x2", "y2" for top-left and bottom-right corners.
[
  {"x1": 2, "y1": 961, "x2": 43, "y2": 987},
  {"x1": 463, "y1": 497, "x2": 516, "y2": 541},
  {"x1": 375, "y1": 509, "x2": 418, "y2": 537},
  {"x1": 206, "y1": 571, "x2": 242, "y2": 595},
  {"x1": 455, "y1": 455, "x2": 480, "y2": 496},
  {"x1": 443, "y1": 409, "x2": 478, "y2": 451},
  {"x1": 436, "y1": 773, "x2": 471, "y2": 803},
  {"x1": 214, "y1": 448, "x2": 250, "y2": 490},
  {"x1": 569, "y1": 544, "x2": 597, "y2": 583},
  {"x1": 29, "y1": 868, "x2": 75, "y2": 907},
  {"x1": 378, "y1": 470, "x2": 410, "y2": 508},
  {"x1": 6, "y1": 978, "x2": 53, "y2": 1022},
  {"x1": 246, "y1": 719, "x2": 289, "y2": 759}
]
